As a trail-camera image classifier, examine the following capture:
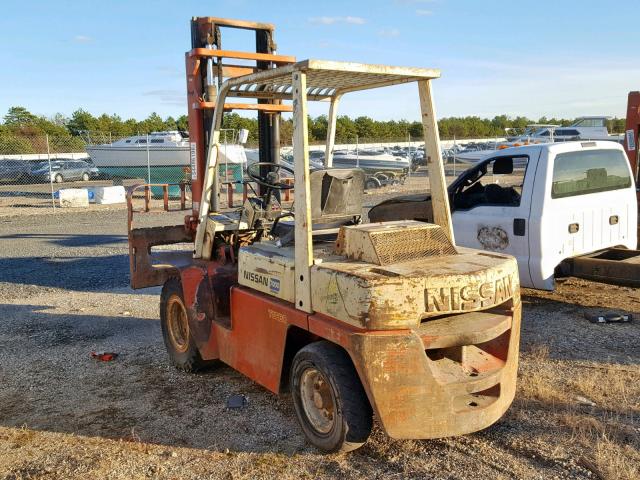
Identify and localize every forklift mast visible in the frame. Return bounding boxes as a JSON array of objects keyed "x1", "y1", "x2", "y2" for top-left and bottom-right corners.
[{"x1": 185, "y1": 17, "x2": 293, "y2": 221}]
